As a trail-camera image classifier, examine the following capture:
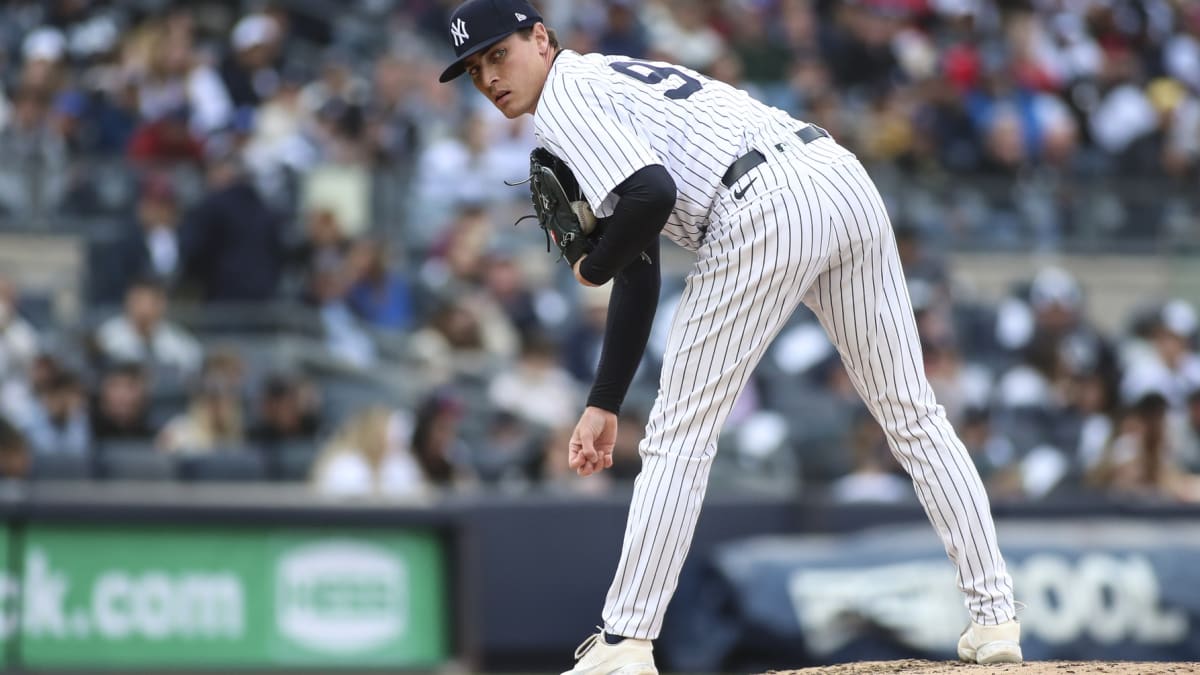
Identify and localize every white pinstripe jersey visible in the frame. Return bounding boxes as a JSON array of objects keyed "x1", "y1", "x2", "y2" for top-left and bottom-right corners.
[{"x1": 533, "y1": 50, "x2": 805, "y2": 251}]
